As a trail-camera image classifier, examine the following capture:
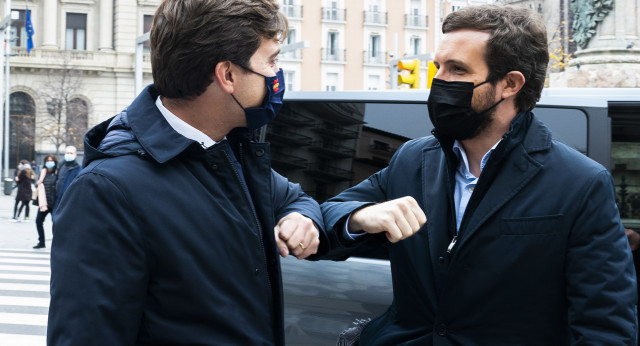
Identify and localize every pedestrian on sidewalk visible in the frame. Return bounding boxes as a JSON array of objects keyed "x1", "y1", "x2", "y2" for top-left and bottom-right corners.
[
  {"x1": 33, "y1": 154, "x2": 58, "y2": 249},
  {"x1": 12, "y1": 162, "x2": 34, "y2": 221},
  {"x1": 53, "y1": 146, "x2": 81, "y2": 216}
]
